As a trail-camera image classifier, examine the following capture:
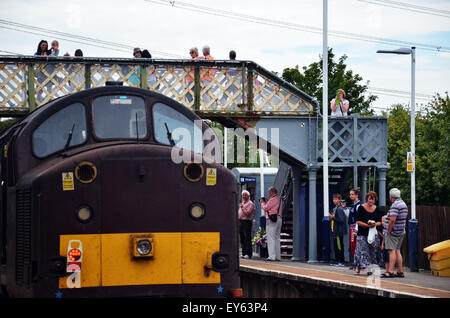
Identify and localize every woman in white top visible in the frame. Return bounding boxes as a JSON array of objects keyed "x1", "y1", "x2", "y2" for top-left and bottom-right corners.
[{"x1": 330, "y1": 88, "x2": 349, "y2": 117}]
